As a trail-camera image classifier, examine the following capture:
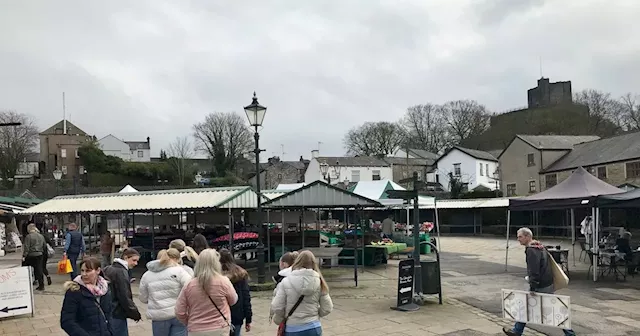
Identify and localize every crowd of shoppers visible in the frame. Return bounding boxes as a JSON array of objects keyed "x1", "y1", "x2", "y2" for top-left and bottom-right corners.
[{"x1": 51, "y1": 225, "x2": 332, "y2": 336}]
